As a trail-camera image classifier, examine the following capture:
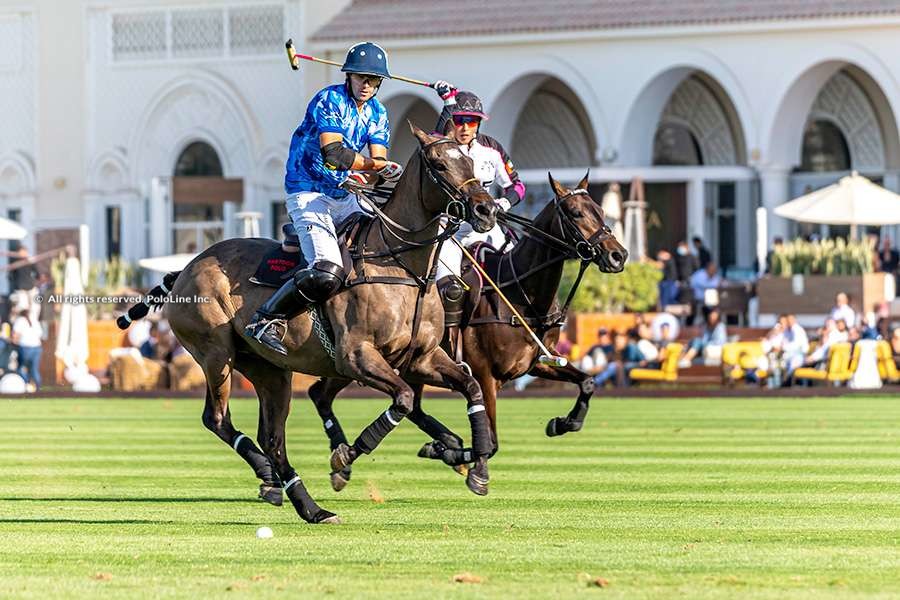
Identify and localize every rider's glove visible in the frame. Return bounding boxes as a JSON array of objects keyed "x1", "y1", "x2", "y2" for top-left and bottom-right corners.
[
  {"x1": 433, "y1": 80, "x2": 457, "y2": 104},
  {"x1": 377, "y1": 160, "x2": 404, "y2": 183},
  {"x1": 495, "y1": 197, "x2": 511, "y2": 212}
]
